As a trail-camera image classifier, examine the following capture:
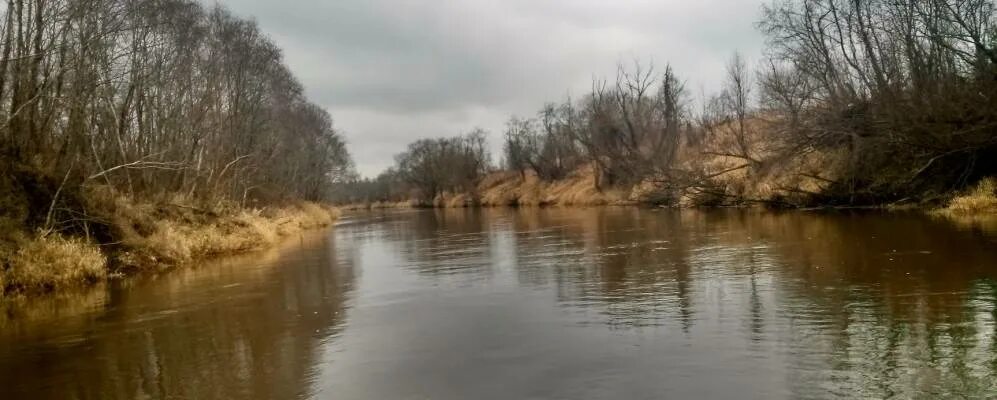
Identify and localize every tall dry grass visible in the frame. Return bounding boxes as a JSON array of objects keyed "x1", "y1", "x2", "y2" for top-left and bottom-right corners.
[
  {"x1": 339, "y1": 200, "x2": 425, "y2": 210},
  {"x1": 340, "y1": 168, "x2": 636, "y2": 210},
  {"x1": 476, "y1": 167, "x2": 631, "y2": 207},
  {"x1": 3, "y1": 232, "x2": 107, "y2": 293},
  {"x1": 99, "y1": 191, "x2": 340, "y2": 269},
  {"x1": 1, "y1": 186, "x2": 340, "y2": 296},
  {"x1": 942, "y1": 177, "x2": 997, "y2": 214}
]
